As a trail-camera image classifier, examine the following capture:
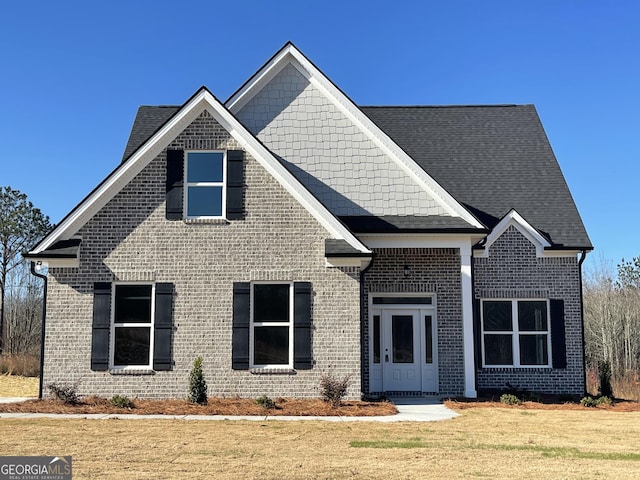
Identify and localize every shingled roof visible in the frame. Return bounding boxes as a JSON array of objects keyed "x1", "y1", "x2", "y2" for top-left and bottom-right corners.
[
  {"x1": 121, "y1": 103, "x2": 591, "y2": 249},
  {"x1": 360, "y1": 105, "x2": 591, "y2": 248}
]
